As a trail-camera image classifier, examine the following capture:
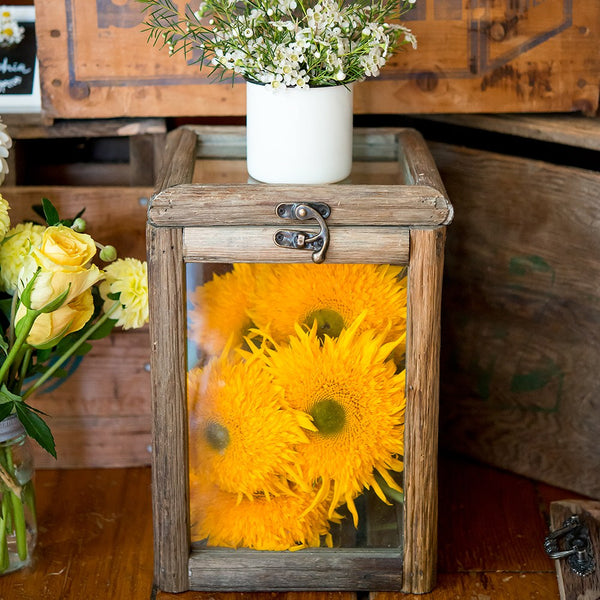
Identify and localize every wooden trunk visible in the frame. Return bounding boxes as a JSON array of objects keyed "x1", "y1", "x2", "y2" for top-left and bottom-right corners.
[
  {"x1": 147, "y1": 126, "x2": 451, "y2": 593},
  {"x1": 35, "y1": 0, "x2": 600, "y2": 119},
  {"x1": 430, "y1": 119, "x2": 600, "y2": 499},
  {"x1": 2, "y1": 185, "x2": 152, "y2": 469}
]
